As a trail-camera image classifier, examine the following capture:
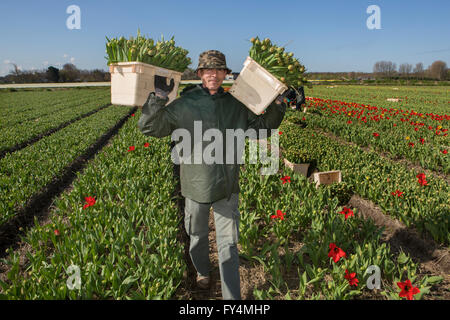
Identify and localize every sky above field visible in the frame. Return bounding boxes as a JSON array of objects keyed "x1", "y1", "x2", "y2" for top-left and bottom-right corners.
[{"x1": 1, "y1": 0, "x2": 449, "y2": 76}]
